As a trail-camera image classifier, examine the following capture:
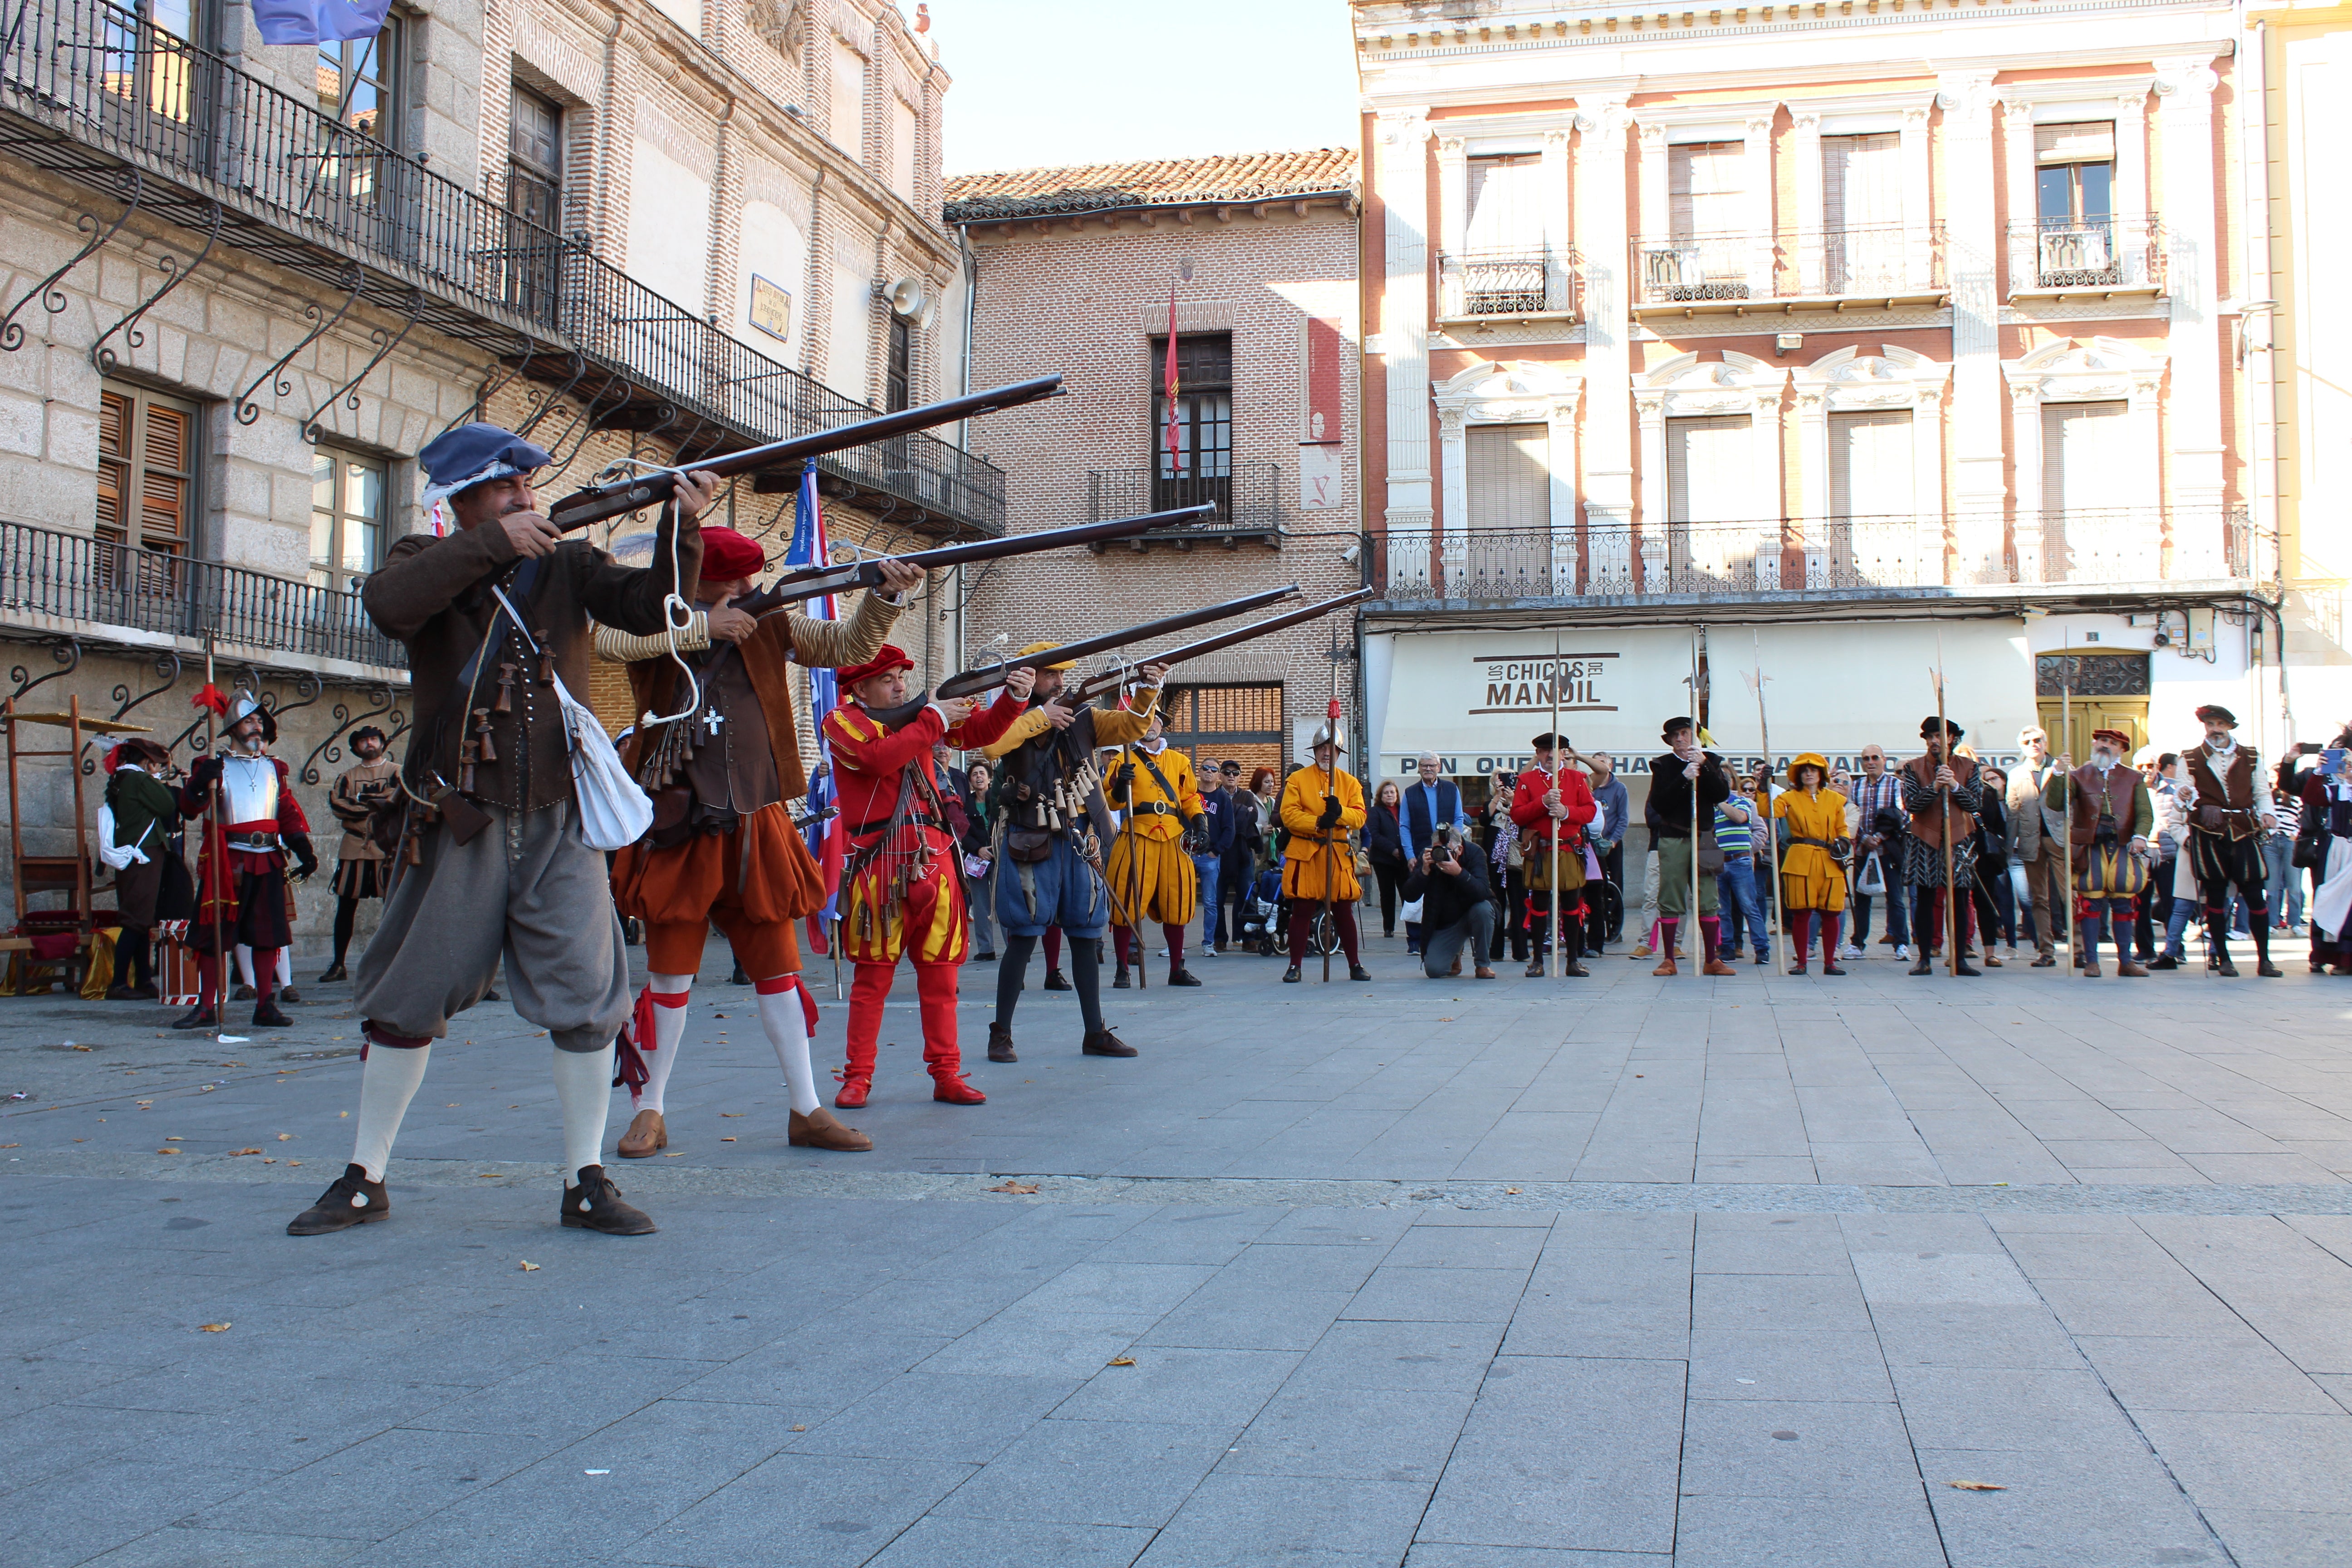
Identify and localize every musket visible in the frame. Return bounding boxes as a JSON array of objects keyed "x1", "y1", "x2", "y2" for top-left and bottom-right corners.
[
  {"x1": 1320, "y1": 624, "x2": 1342, "y2": 984},
  {"x1": 1067, "y1": 588, "x2": 1373, "y2": 705},
  {"x1": 744, "y1": 507, "x2": 1215, "y2": 620},
  {"x1": 843, "y1": 586, "x2": 1301, "y2": 733},
  {"x1": 1548, "y1": 630, "x2": 1563, "y2": 980},
  {"x1": 204, "y1": 635, "x2": 223, "y2": 1023},
  {"x1": 1749, "y1": 634, "x2": 1789, "y2": 972},
  {"x1": 546, "y1": 375, "x2": 1064, "y2": 533}
]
